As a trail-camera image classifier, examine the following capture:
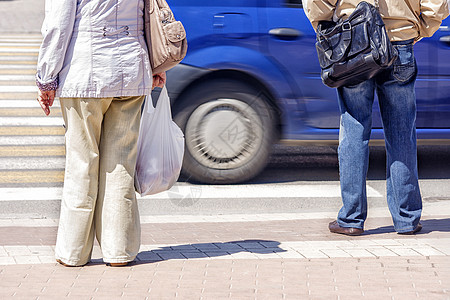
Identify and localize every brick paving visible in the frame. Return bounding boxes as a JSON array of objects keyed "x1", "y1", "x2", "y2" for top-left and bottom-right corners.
[{"x1": 0, "y1": 213, "x2": 449, "y2": 299}]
